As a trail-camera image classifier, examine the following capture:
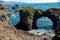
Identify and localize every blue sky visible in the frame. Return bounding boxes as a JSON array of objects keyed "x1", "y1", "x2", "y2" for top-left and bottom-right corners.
[{"x1": 1, "y1": 0, "x2": 60, "y2": 3}]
